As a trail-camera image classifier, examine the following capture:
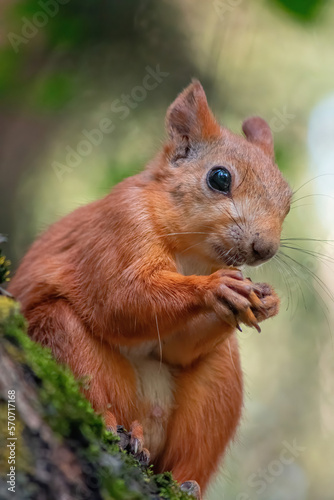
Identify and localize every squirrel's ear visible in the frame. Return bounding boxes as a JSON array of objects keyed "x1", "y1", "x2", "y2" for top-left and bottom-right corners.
[
  {"x1": 242, "y1": 117, "x2": 274, "y2": 159},
  {"x1": 166, "y1": 80, "x2": 221, "y2": 146}
]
